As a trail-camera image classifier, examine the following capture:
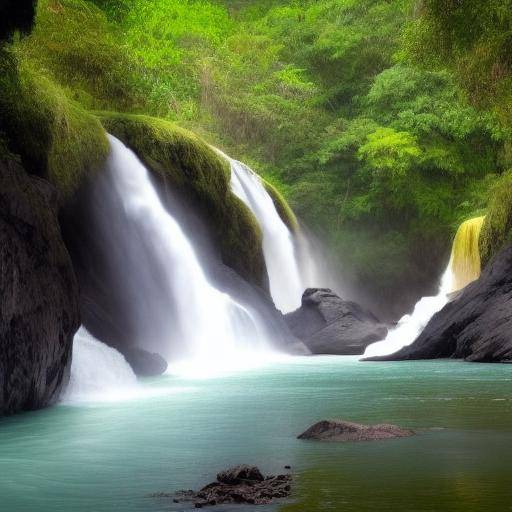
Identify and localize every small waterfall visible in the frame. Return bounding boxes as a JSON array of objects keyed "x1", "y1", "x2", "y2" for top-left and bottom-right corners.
[
  {"x1": 229, "y1": 158, "x2": 303, "y2": 313},
  {"x1": 450, "y1": 216, "x2": 485, "y2": 292},
  {"x1": 103, "y1": 135, "x2": 274, "y2": 374},
  {"x1": 363, "y1": 216, "x2": 485, "y2": 358},
  {"x1": 363, "y1": 268, "x2": 452, "y2": 358},
  {"x1": 63, "y1": 327, "x2": 138, "y2": 403}
]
